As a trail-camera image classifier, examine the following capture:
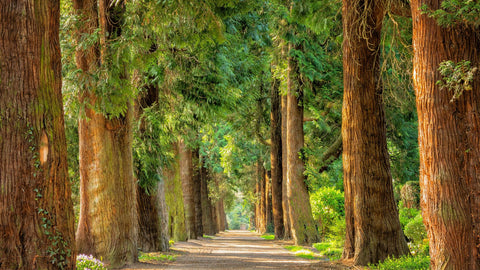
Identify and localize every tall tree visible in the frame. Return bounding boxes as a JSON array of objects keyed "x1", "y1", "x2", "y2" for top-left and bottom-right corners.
[
  {"x1": 281, "y1": 94, "x2": 292, "y2": 239},
  {"x1": 411, "y1": 0, "x2": 480, "y2": 268},
  {"x1": 179, "y1": 140, "x2": 197, "y2": 239},
  {"x1": 286, "y1": 33, "x2": 320, "y2": 245},
  {"x1": 341, "y1": 0, "x2": 409, "y2": 265},
  {"x1": 74, "y1": 0, "x2": 137, "y2": 267},
  {"x1": 0, "y1": 0, "x2": 76, "y2": 268},
  {"x1": 270, "y1": 77, "x2": 285, "y2": 238}
]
